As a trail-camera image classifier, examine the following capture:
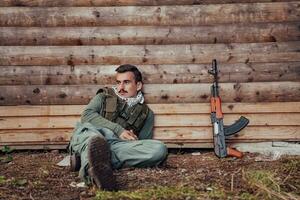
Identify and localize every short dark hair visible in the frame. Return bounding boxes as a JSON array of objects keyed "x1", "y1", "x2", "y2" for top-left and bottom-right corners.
[{"x1": 115, "y1": 64, "x2": 143, "y2": 83}]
